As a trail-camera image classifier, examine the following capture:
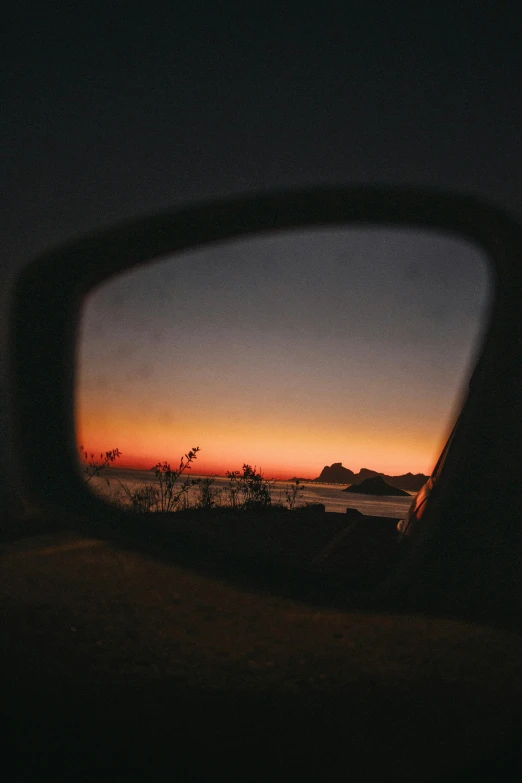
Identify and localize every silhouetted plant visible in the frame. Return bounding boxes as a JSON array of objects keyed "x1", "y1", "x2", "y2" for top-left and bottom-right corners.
[
  {"x1": 224, "y1": 474, "x2": 241, "y2": 509},
  {"x1": 284, "y1": 478, "x2": 304, "y2": 510},
  {"x1": 118, "y1": 482, "x2": 160, "y2": 513},
  {"x1": 80, "y1": 444, "x2": 203, "y2": 512},
  {"x1": 225, "y1": 464, "x2": 273, "y2": 510},
  {"x1": 79, "y1": 446, "x2": 121, "y2": 485},
  {"x1": 195, "y1": 476, "x2": 221, "y2": 509},
  {"x1": 153, "y1": 446, "x2": 200, "y2": 512}
]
